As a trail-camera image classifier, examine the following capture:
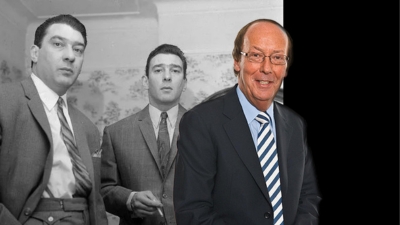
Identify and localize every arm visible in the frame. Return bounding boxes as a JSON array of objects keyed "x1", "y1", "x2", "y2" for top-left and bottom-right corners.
[
  {"x1": 0, "y1": 204, "x2": 21, "y2": 225},
  {"x1": 295, "y1": 141, "x2": 321, "y2": 225},
  {"x1": 292, "y1": 118, "x2": 321, "y2": 225},
  {"x1": 0, "y1": 89, "x2": 21, "y2": 225},
  {"x1": 174, "y1": 110, "x2": 226, "y2": 225},
  {"x1": 100, "y1": 125, "x2": 162, "y2": 221},
  {"x1": 100, "y1": 126, "x2": 134, "y2": 220}
]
